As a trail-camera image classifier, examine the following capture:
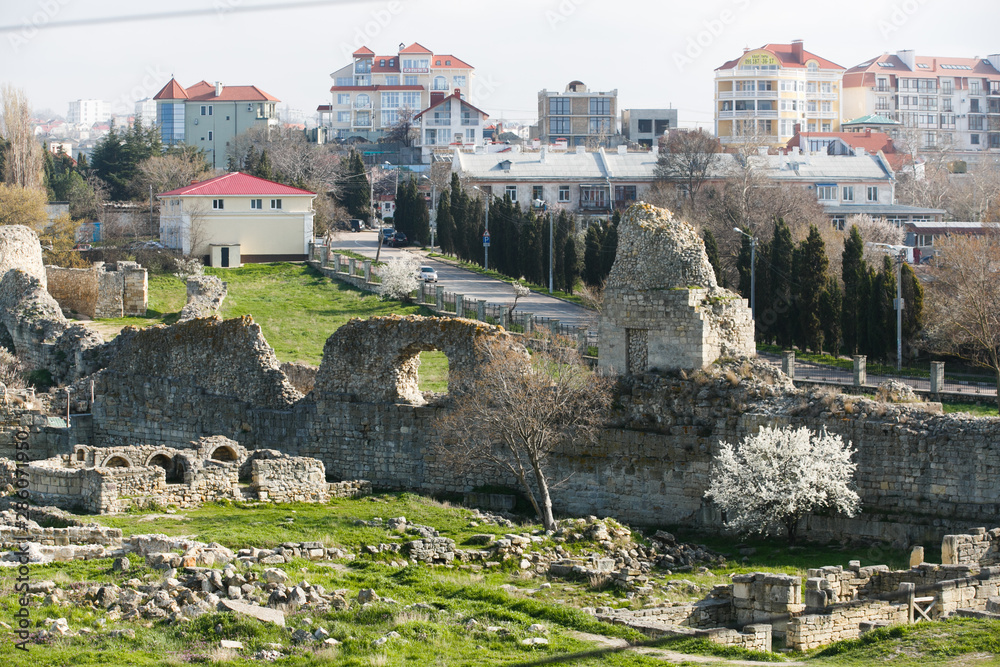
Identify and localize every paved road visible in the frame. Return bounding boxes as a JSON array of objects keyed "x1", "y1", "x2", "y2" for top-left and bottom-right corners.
[{"x1": 328, "y1": 231, "x2": 595, "y2": 329}]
